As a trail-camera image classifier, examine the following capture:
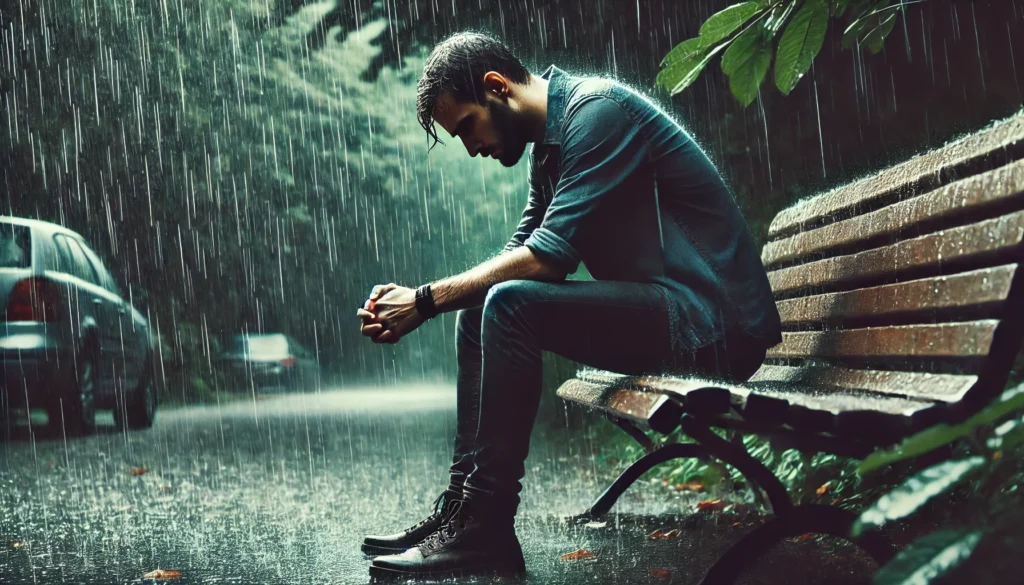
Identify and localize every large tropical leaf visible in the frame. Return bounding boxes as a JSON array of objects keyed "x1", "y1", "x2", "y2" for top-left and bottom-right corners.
[
  {"x1": 873, "y1": 530, "x2": 983, "y2": 585},
  {"x1": 859, "y1": 383, "x2": 1024, "y2": 473},
  {"x1": 765, "y1": 1, "x2": 798, "y2": 35},
  {"x1": 842, "y1": 0, "x2": 891, "y2": 48},
  {"x1": 661, "y1": 37, "x2": 707, "y2": 67},
  {"x1": 774, "y1": 0, "x2": 830, "y2": 94},
  {"x1": 862, "y1": 9, "x2": 899, "y2": 54},
  {"x1": 853, "y1": 458, "x2": 984, "y2": 536},
  {"x1": 721, "y1": 27, "x2": 771, "y2": 106},
  {"x1": 658, "y1": 42, "x2": 730, "y2": 96},
  {"x1": 698, "y1": 2, "x2": 766, "y2": 46}
]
